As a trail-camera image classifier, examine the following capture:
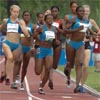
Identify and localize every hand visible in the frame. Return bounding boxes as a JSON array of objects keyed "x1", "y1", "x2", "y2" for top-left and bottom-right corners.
[
  {"x1": 78, "y1": 25, "x2": 84, "y2": 31},
  {"x1": 31, "y1": 48, "x2": 37, "y2": 55},
  {"x1": 16, "y1": 18, "x2": 20, "y2": 24},
  {"x1": 68, "y1": 17, "x2": 76, "y2": 23},
  {"x1": 55, "y1": 39, "x2": 61, "y2": 45},
  {"x1": 36, "y1": 26, "x2": 43, "y2": 33}
]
